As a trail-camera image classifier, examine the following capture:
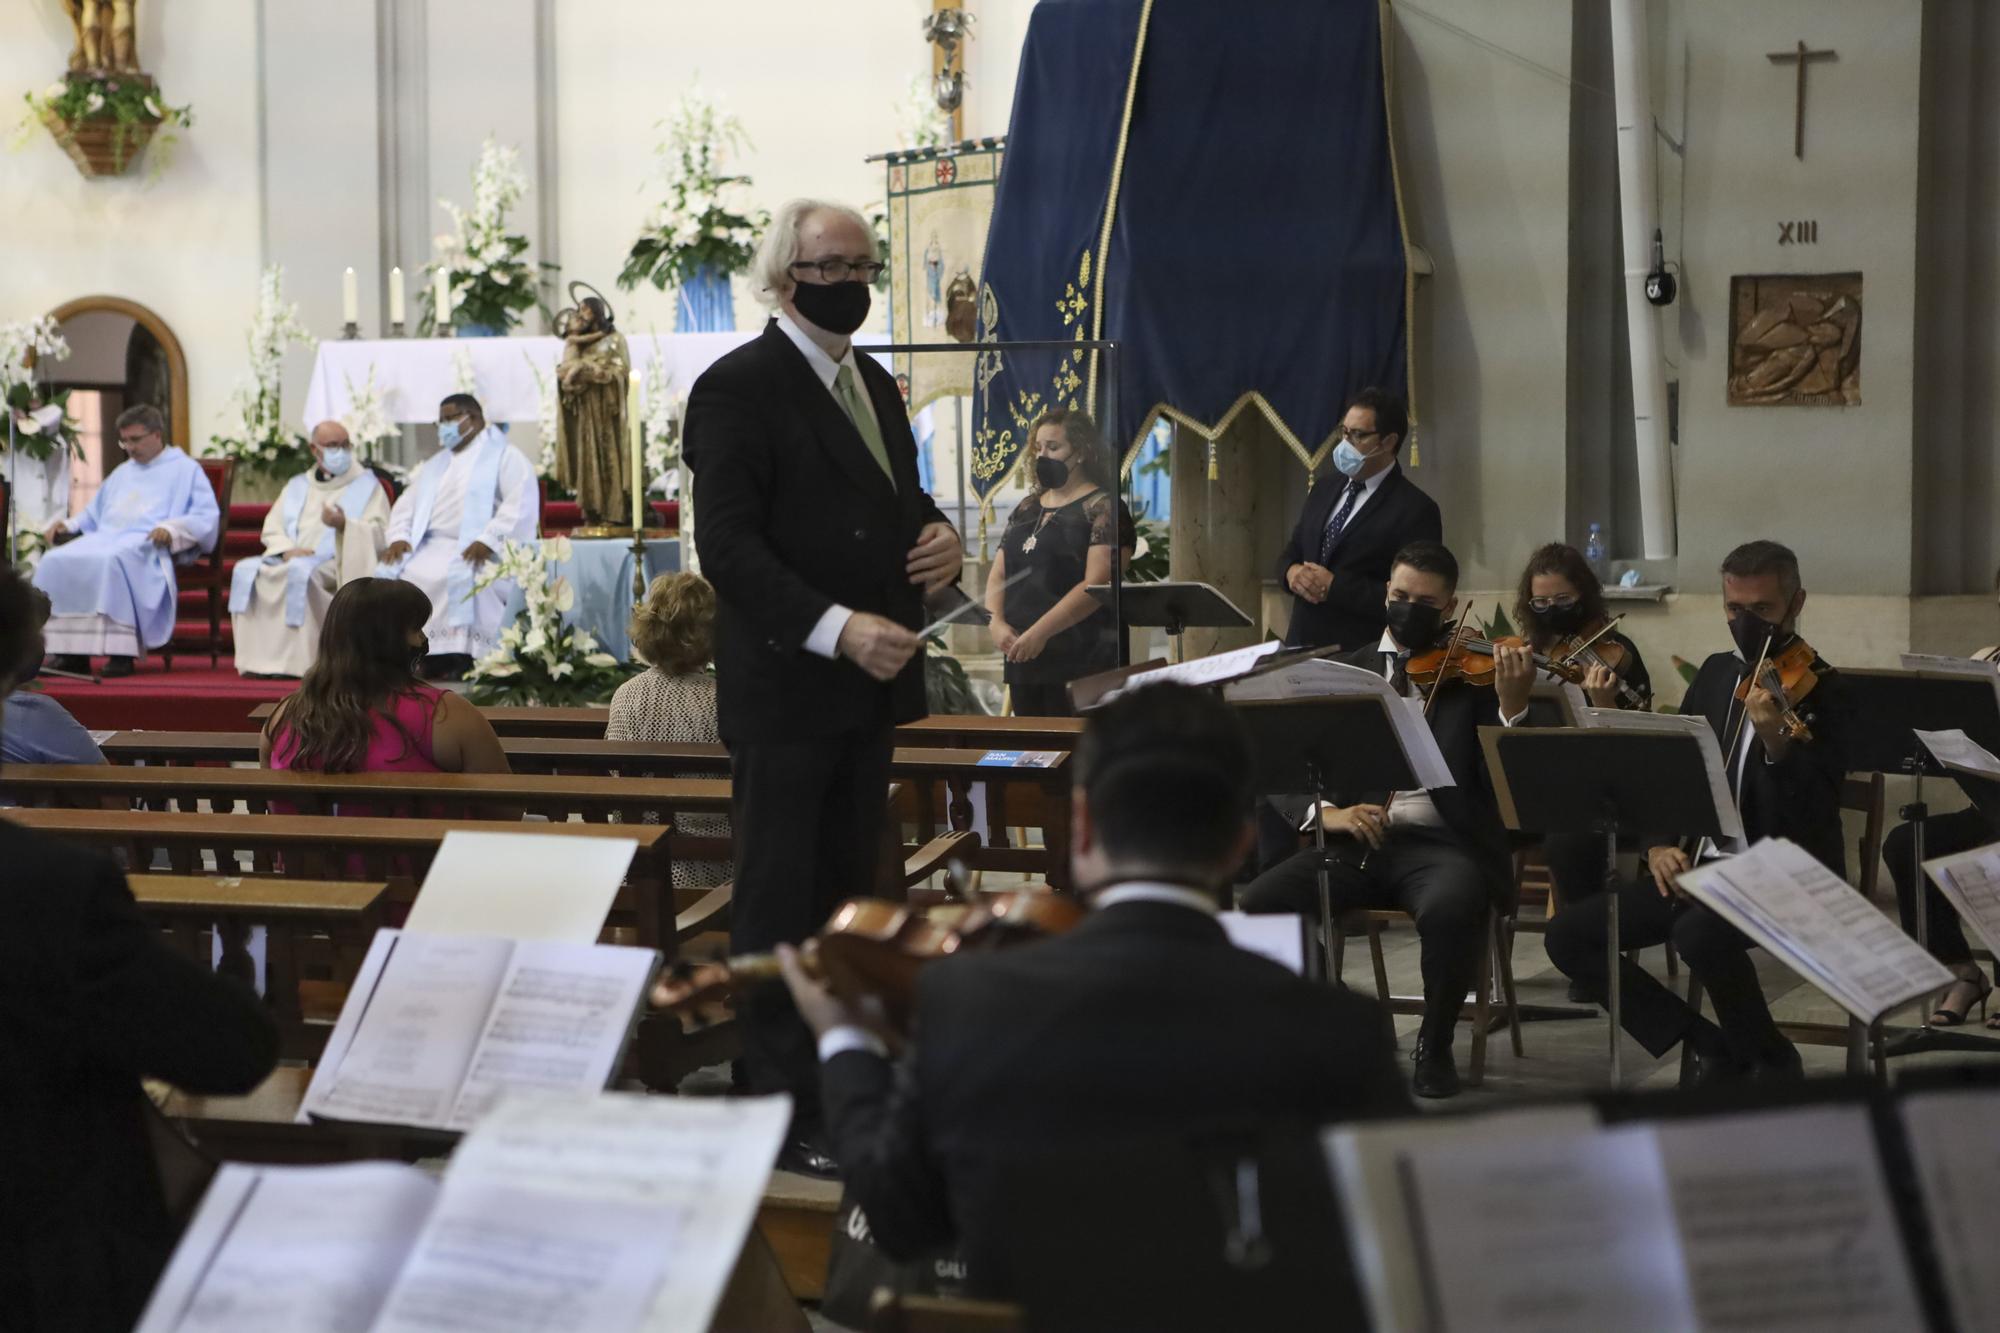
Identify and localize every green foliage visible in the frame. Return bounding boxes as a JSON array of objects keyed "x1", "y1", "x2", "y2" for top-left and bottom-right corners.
[
  {"x1": 923, "y1": 634, "x2": 981, "y2": 716},
  {"x1": 25, "y1": 73, "x2": 192, "y2": 174},
  {"x1": 1128, "y1": 516, "x2": 1171, "y2": 583},
  {"x1": 1477, "y1": 601, "x2": 1517, "y2": 641},
  {"x1": 2, "y1": 383, "x2": 81, "y2": 463}
]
